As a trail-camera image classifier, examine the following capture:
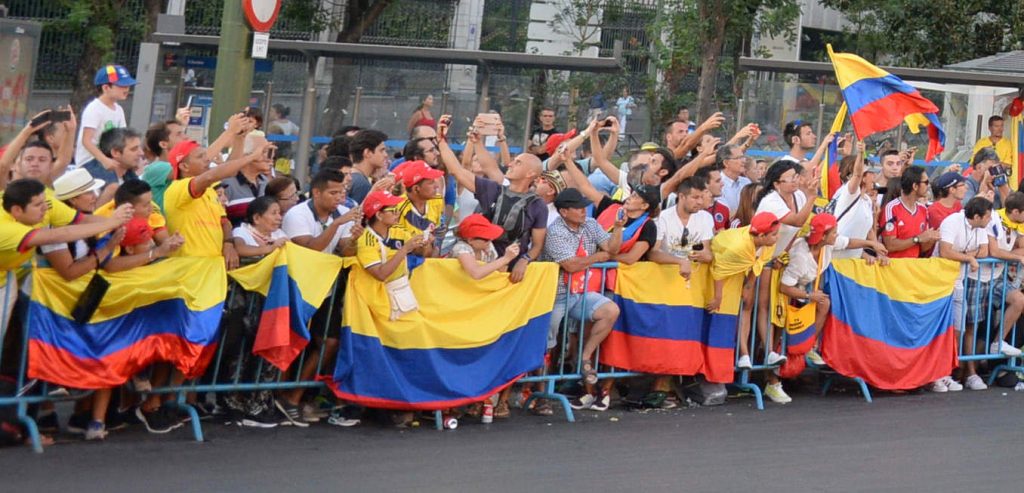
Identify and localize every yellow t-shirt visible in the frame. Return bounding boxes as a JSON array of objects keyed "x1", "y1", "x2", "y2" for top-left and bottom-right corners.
[
  {"x1": 356, "y1": 228, "x2": 409, "y2": 283},
  {"x1": 0, "y1": 214, "x2": 39, "y2": 287},
  {"x1": 0, "y1": 188, "x2": 81, "y2": 229},
  {"x1": 94, "y1": 200, "x2": 167, "y2": 232},
  {"x1": 163, "y1": 178, "x2": 226, "y2": 258},
  {"x1": 392, "y1": 197, "x2": 444, "y2": 238},
  {"x1": 972, "y1": 136, "x2": 1014, "y2": 165}
]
